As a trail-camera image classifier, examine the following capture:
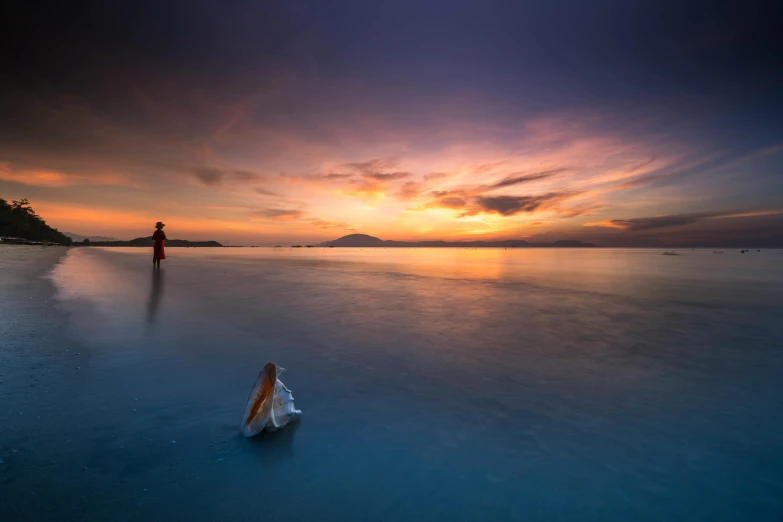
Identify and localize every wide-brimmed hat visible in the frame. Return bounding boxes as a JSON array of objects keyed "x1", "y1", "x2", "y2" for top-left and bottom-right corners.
[{"x1": 155, "y1": 221, "x2": 165, "y2": 228}]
